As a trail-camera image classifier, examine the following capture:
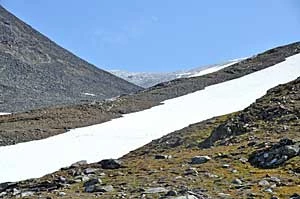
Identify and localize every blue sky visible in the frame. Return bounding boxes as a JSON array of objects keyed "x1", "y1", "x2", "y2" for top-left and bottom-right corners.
[{"x1": 1, "y1": 0, "x2": 300, "y2": 72}]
